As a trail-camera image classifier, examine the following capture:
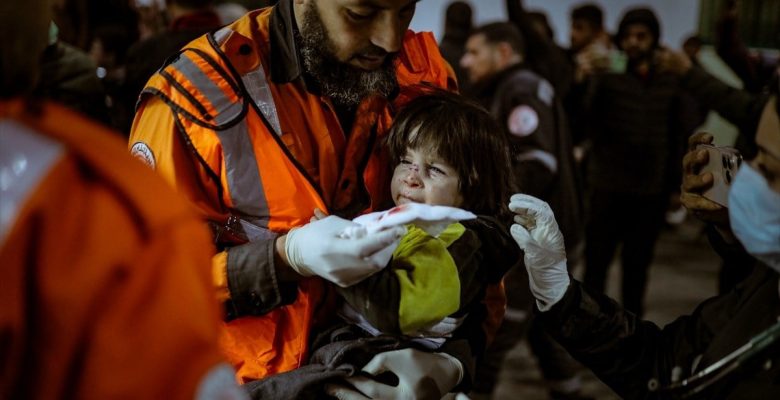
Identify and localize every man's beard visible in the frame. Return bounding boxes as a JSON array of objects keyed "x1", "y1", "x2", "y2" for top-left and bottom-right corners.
[{"x1": 298, "y1": 2, "x2": 398, "y2": 108}]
